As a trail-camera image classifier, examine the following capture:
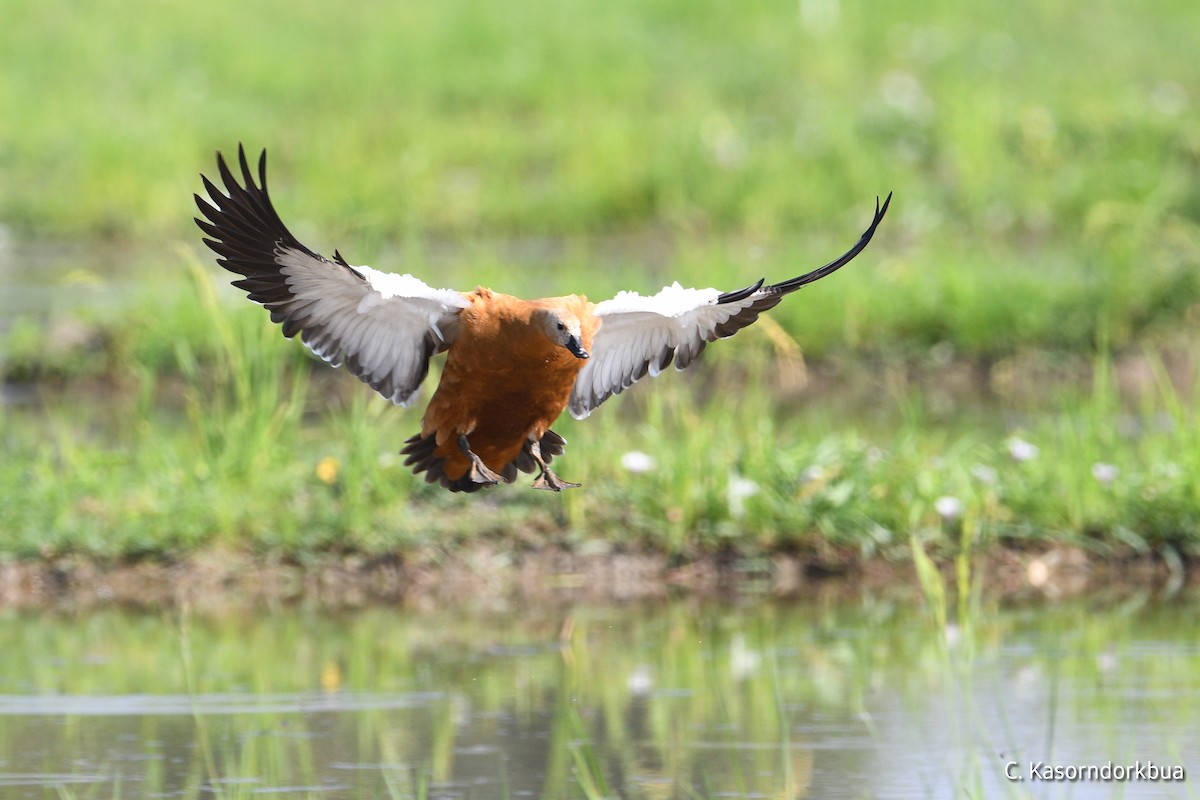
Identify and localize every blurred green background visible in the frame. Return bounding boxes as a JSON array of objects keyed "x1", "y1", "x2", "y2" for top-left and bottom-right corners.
[
  {"x1": 2, "y1": 0, "x2": 1199, "y2": 561},
  {"x1": 5, "y1": 0, "x2": 1200, "y2": 353}
]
